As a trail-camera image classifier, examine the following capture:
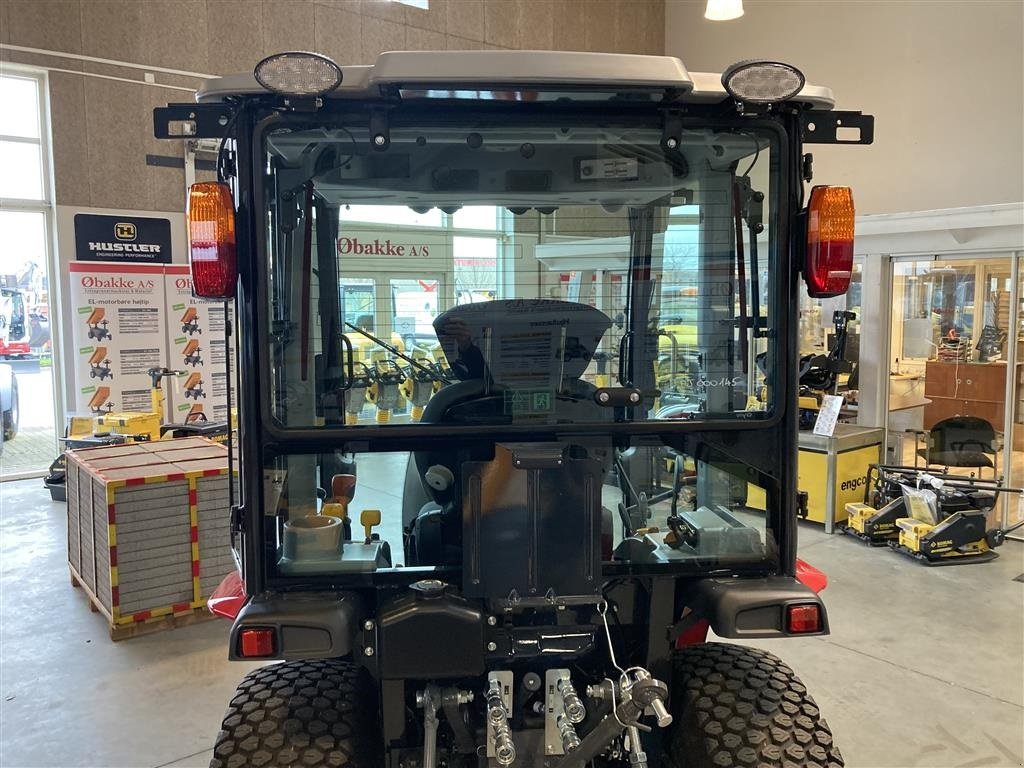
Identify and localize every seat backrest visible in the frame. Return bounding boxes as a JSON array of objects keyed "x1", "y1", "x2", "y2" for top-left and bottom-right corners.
[
  {"x1": 433, "y1": 298, "x2": 612, "y2": 387},
  {"x1": 930, "y1": 416, "x2": 996, "y2": 455},
  {"x1": 412, "y1": 299, "x2": 613, "y2": 508}
]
